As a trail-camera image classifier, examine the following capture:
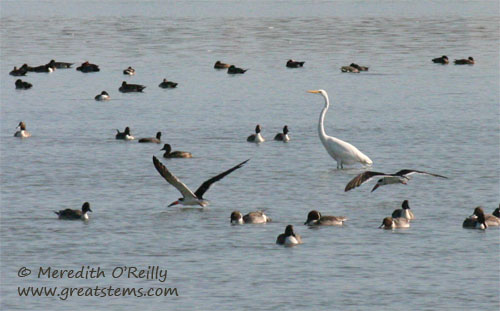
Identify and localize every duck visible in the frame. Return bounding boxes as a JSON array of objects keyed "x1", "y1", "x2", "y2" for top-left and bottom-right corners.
[
  {"x1": 9, "y1": 66, "x2": 27, "y2": 76},
  {"x1": 32, "y1": 64, "x2": 55, "y2": 73},
  {"x1": 276, "y1": 225, "x2": 302, "y2": 246},
  {"x1": 350, "y1": 63, "x2": 369, "y2": 71},
  {"x1": 379, "y1": 217, "x2": 410, "y2": 229},
  {"x1": 304, "y1": 210, "x2": 347, "y2": 226},
  {"x1": 119, "y1": 81, "x2": 146, "y2": 93},
  {"x1": 391, "y1": 200, "x2": 415, "y2": 220},
  {"x1": 14, "y1": 121, "x2": 31, "y2": 138},
  {"x1": 286, "y1": 59, "x2": 305, "y2": 68},
  {"x1": 230, "y1": 211, "x2": 271, "y2": 224},
  {"x1": 22, "y1": 64, "x2": 35, "y2": 72},
  {"x1": 161, "y1": 144, "x2": 192, "y2": 158},
  {"x1": 274, "y1": 125, "x2": 290, "y2": 142},
  {"x1": 341, "y1": 66, "x2": 359, "y2": 73},
  {"x1": 115, "y1": 127, "x2": 134, "y2": 140},
  {"x1": 94, "y1": 91, "x2": 110, "y2": 101},
  {"x1": 55, "y1": 202, "x2": 92, "y2": 220},
  {"x1": 247, "y1": 124, "x2": 265, "y2": 143},
  {"x1": 493, "y1": 205, "x2": 500, "y2": 218},
  {"x1": 76, "y1": 61, "x2": 100, "y2": 72},
  {"x1": 15, "y1": 79, "x2": 32, "y2": 90},
  {"x1": 227, "y1": 65, "x2": 248, "y2": 74},
  {"x1": 123, "y1": 66, "x2": 135, "y2": 75},
  {"x1": 158, "y1": 79, "x2": 178, "y2": 88},
  {"x1": 432, "y1": 55, "x2": 449, "y2": 64},
  {"x1": 214, "y1": 61, "x2": 231, "y2": 69},
  {"x1": 47, "y1": 59, "x2": 73, "y2": 69},
  {"x1": 462, "y1": 207, "x2": 488, "y2": 229},
  {"x1": 454, "y1": 57, "x2": 474, "y2": 65},
  {"x1": 138, "y1": 132, "x2": 161, "y2": 143},
  {"x1": 464, "y1": 206, "x2": 499, "y2": 227}
]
